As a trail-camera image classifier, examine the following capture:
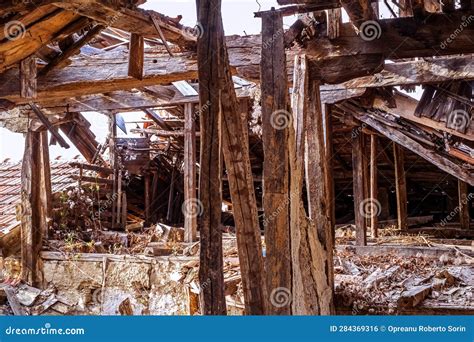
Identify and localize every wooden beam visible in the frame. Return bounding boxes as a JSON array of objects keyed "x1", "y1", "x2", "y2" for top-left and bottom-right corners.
[
  {"x1": 220, "y1": 88, "x2": 268, "y2": 313},
  {"x1": 183, "y1": 103, "x2": 197, "y2": 243},
  {"x1": 29, "y1": 103, "x2": 70, "y2": 149},
  {"x1": 332, "y1": 56, "x2": 474, "y2": 91},
  {"x1": 373, "y1": 92, "x2": 474, "y2": 141},
  {"x1": 261, "y1": 10, "x2": 292, "y2": 315},
  {"x1": 345, "y1": 106, "x2": 474, "y2": 185},
  {"x1": 0, "y1": 9, "x2": 80, "y2": 71},
  {"x1": 39, "y1": 24, "x2": 106, "y2": 76},
  {"x1": 305, "y1": 12, "x2": 474, "y2": 61},
  {"x1": 196, "y1": 0, "x2": 226, "y2": 315},
  {"x1": 352, "y1": 128, "x2": 367, "y2": 246},
  {"x1": 393, "y1": 143, "x2": 408, "y2": 231},
  {"x1": 20, "y1": 131, "x2": 43, "y2": 286},
  {"x1": 369, "y1": 134, "x2": 378, "y2": 238},
  {"x1": 128, "y1": 33, "x2": 144, "y2": 80},
  {"x1": 149, "y1": 13, "x2": 174, "y2": 57},
  {"x1": 20, "y1": 56, "x2": 37, "y2": 99},
  {"x1": 52, "y1": 2, "x2": 197, "y2": 49},
  {"x1": 458, "y1": 180, "x2": 470, "y2": 230}
]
